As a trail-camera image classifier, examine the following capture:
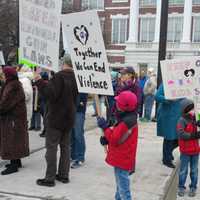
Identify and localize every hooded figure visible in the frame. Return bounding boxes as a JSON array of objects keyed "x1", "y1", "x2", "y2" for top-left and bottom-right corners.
[{"x1": 0, "y1": 66, "x2": 29, "y2": 175}]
